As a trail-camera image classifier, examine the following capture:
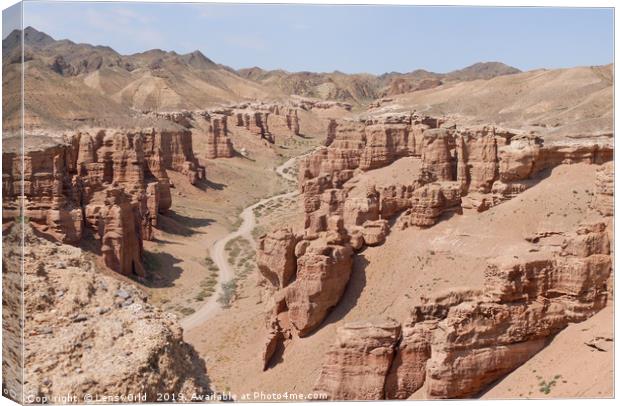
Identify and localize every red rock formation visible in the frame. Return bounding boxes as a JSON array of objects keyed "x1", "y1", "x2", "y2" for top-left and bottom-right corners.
[
  {"x1": 88, "y1": 187, "x2": 145, "y2": 277},
  {"x1": 142, "y1": 128, "x2": 205, "y2": 185},
  {"x1": 314, "y1": 320, "x2": 401, "y2": 400},
  {"x1": 146, "y1": 110, "x2": 194, "y2": 129},
  {"x1": 359, "y1": 114, "x2": 411, "y2": 171},
  {"x1": 290, "y1": 96, "x2": 353, "y2": 112},
  {"x1": 343, "y1": 185, "x2": 380, "y2": 228},
  {"x1": 360, "y1": 219, "x2": 390, "y2": 246},
  {"x1": 421, "y1": 128, "x2": 454, "y2": 182},
  {"x1": 400, "y1": 182, "x2": 461, "y2": 228},
  {"x1": 286, "y1": 232, "x2": 354, "y2": 336},
  {"x1": 389, "y1": 223, "x2": 612, "y2": 399},
  {"x1": 378, "y1": 184, "x2": 417, "y2": 218},
  {"x1": 2, "y1": 126, "x2": 204, "y2": 277},
  {"x1": 592, "y1": 162, "x2": 613, "y2": 217},
  {"x1": 300, "y1": 113, "x2": 613, "y2": 247},
  {"x1": 258, "y1": 217, "x2": 354, "y2": 365},
  {"x1": 456, "y1": 127, "x2": 498, "y2": 193},
  {"x1": 257, "y1": 227, "x2": 298, "y2": 288},
  {"x1": 325, "y1": 120, "x2": 338, "y2": 146},
  {"x1": 204, "y1": 114, "x2": 235, "y2": 159},
  {"x1": 313, "y1": 223, "x2": 611, "y2": 400},
  {"x1": 384, "y1": 322, "x2": 433, "y2": 399},
  {"x1": 497, "y1": 134, "x2": 541, "y2": 182}
]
